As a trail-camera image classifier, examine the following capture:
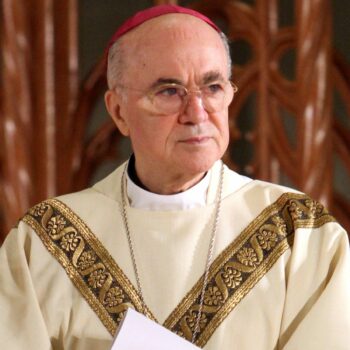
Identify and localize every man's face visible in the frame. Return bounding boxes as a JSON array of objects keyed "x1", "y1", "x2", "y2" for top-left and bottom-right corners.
[{"x1": 106, "y1": 14, "x2": 232, "y2": 190}]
